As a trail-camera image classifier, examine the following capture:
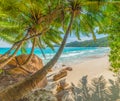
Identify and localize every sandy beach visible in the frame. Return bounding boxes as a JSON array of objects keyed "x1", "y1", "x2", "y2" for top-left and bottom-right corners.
[
  {"x1": 47, "y1": 55, "x2": 115, "y2": 91},
  {"x1": 65, "y1": 56, "x2": 114, "y2": 85}
]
